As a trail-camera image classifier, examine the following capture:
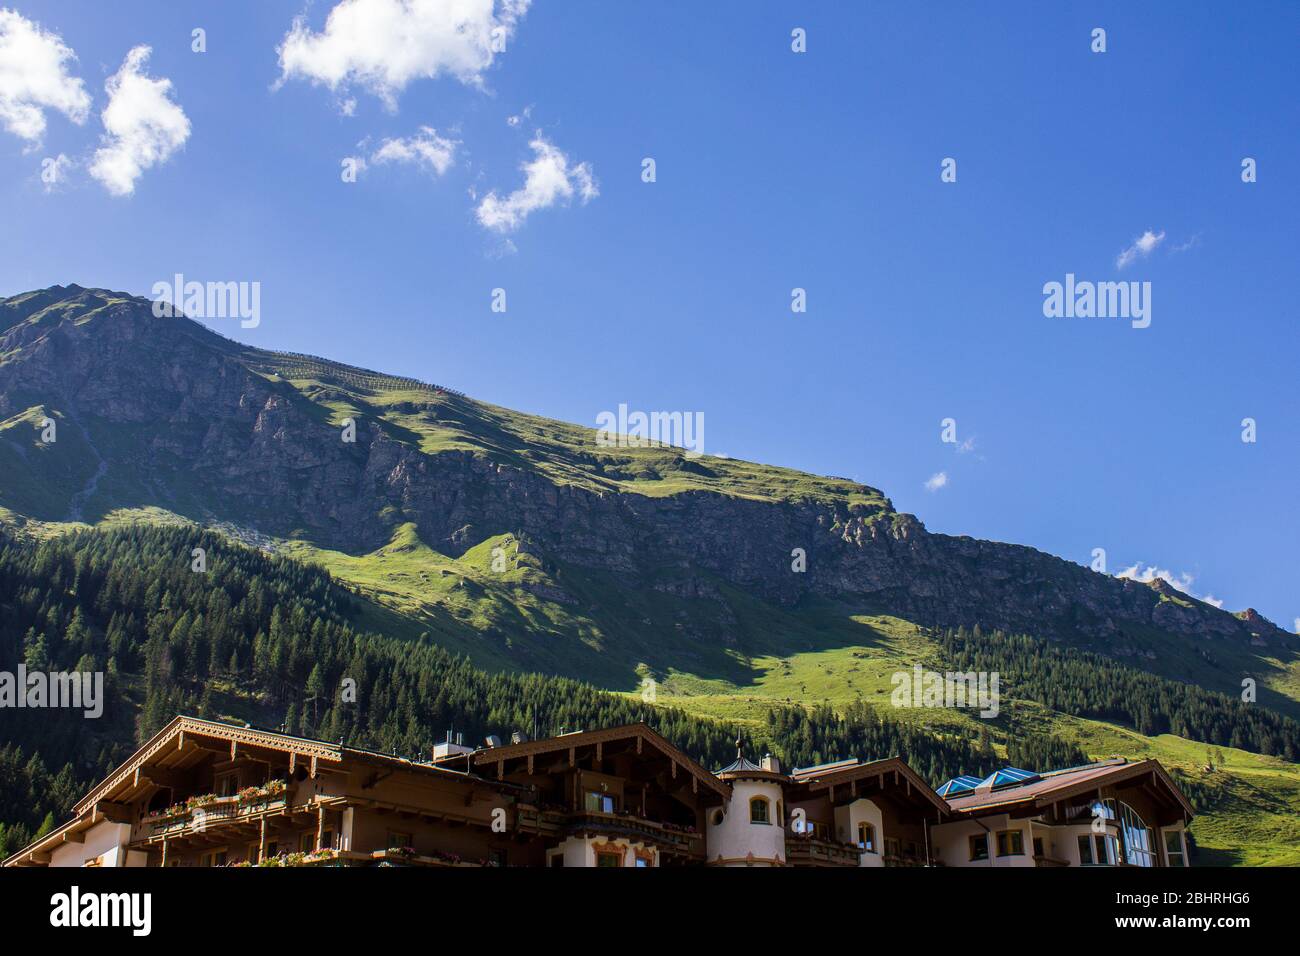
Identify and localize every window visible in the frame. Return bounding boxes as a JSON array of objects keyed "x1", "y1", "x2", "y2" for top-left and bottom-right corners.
[
  {"x1": 996, "y1": 829, "x2": 1024, "y2": 857},
  {"x1": 386, "y1": 831, "x2": 412, "y2": 850},
  {"x1": 1163, "y1": 830, "x2": 1186, "y2": 868},
  {"x1": 1081, "y1": 833, "x2": 1114, "y2": 865},
  {"x1": 1077, "y1": 834, "x2": 1094, "y2": 865},
  {"x1": 299, "y1": 831, "x2": 315, "y2": 853},
  {"x1": 200, "y1": 849, "x2": 228, "y2": 867},
  {"x1": 857, "y1": 822, "x2": 876, "y2": 853},
  {"x1": 594, "y1": 847, "x2": 623, "y2": 867},
  {"x1": 1033, "y1": 837, "x2": 1044, "y2": 858},
  {"x1": 584, "y1": 791, "x2": 616, "y2": 814},
  {"x1": 968, "y1": 834, "x2": 989, "y2": 861},
  {"x1": 217, "y1": 773, "x2": 239, "y2": 797},
  {"x1": 1119, "y1": 802, "x2": 1155, "y2": 867},
  {"x1": 247, "y1": 843, "x2": 261, "y2": 865},
  {"x1": 321, "y1": 828, "x2": 335, "y2": 850},
  {"x1": 749, "y1": 797, "x2": 770, "y2": 825}
]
